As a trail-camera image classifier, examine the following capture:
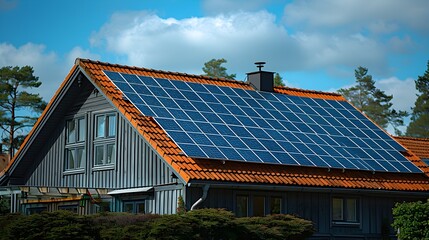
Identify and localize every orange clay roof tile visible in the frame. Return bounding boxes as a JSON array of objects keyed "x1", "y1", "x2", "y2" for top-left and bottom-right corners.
[
  {"x1": 6, "y1": 58, "x2": 426, "y2": 192},
  {"x1": 394, "y1": 136, "x2": 429, "y2": 160}
]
